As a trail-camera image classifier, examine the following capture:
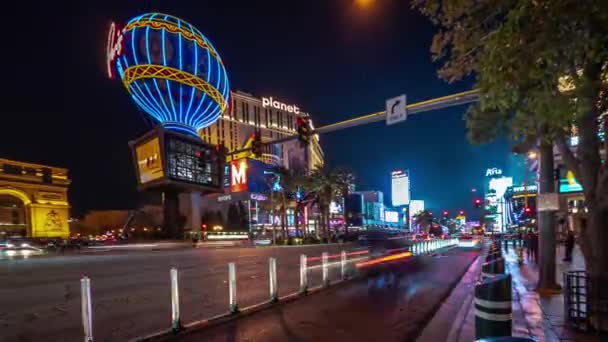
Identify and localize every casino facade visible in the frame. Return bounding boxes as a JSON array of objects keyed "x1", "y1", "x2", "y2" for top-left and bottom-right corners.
[{"x1": 197, "y1": 90, "x2": 324, "y2": 238}]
